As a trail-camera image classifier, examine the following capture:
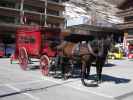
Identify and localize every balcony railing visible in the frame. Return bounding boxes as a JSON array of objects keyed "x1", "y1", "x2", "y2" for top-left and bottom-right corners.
[
  {"x1": 0, "y1": 15, "x2": 15, "y2": 24},
  {"x1": 0, "y1": 1, "x2": 15, "y2": 8},
  {"x1": 124, "y1": 16, "x2": 133, "y2": 22},
  {"x1": 117, "y1": 21, "x2": 133, "y2": 29},
  {"x1": 48, "y1": 0, "x2": 60, "y2": 3},
  {"x1": 117, "y1": 8, "x2": 133, "y2": 17}
]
